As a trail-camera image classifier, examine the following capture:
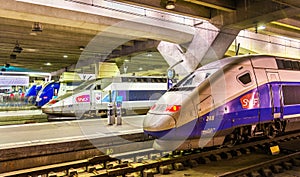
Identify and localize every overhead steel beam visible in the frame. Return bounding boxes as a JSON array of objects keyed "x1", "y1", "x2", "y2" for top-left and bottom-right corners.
[
  {"x1": 274, "y1": 18, "x2": 300, "y2": 30},
  {"x1": 113, "y1": 0, "x2": 212, "y2": 19},
  {"x1": 211, "y1": 0, "x2": 300, "y2": 29},
  {"x1": 272, "y1": 0, "x2": 300, "y2": 8},
  {"x1": 109, "y1": 40, "x2": 159, "y2": 58},
  {"x1": 266, "y1": 23, "x2": 300, "y2": 39},
  {"x1": 184, "y1": 0, "x2": 236, "y2": 12}
]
